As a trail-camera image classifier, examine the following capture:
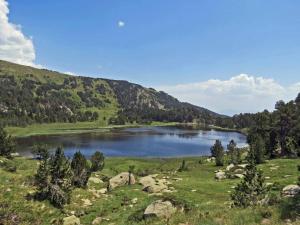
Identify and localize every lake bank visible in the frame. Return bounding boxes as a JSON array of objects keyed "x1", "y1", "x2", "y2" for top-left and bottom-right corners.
[{"x1": 15, "y1": 126, "x2": 247, "y2": 158}]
